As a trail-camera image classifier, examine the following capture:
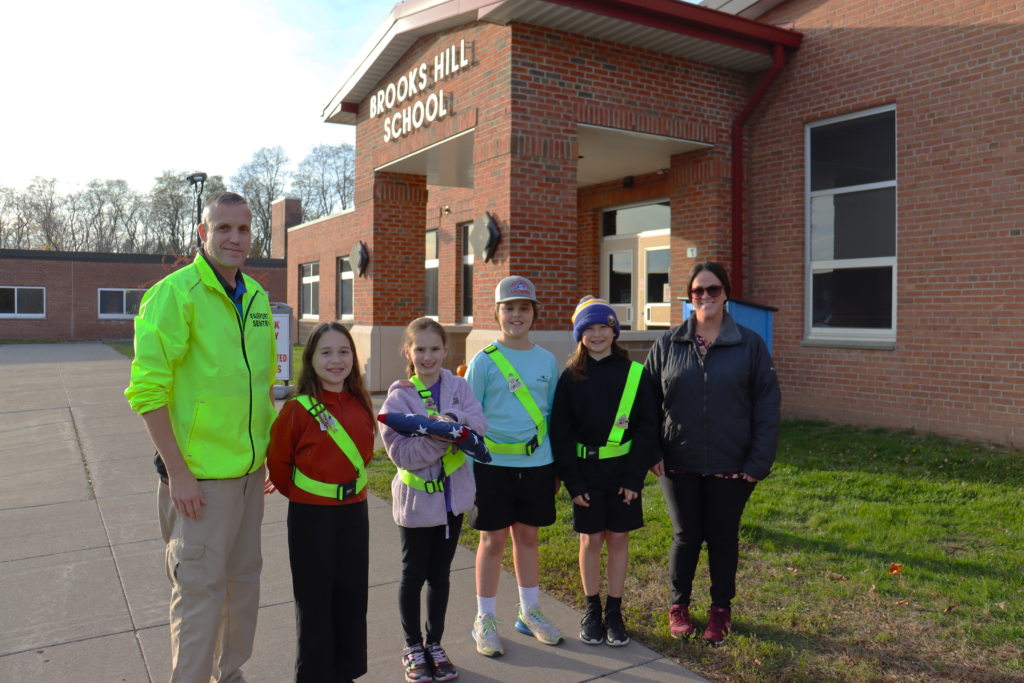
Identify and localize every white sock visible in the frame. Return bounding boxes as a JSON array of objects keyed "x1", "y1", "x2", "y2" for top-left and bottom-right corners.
[
  {"x1": 518, "y1": 585, "x2": 540, "y2": 609},
  {"x1": 477, "y1": 595, "x2": 497, "y2": 618}
]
